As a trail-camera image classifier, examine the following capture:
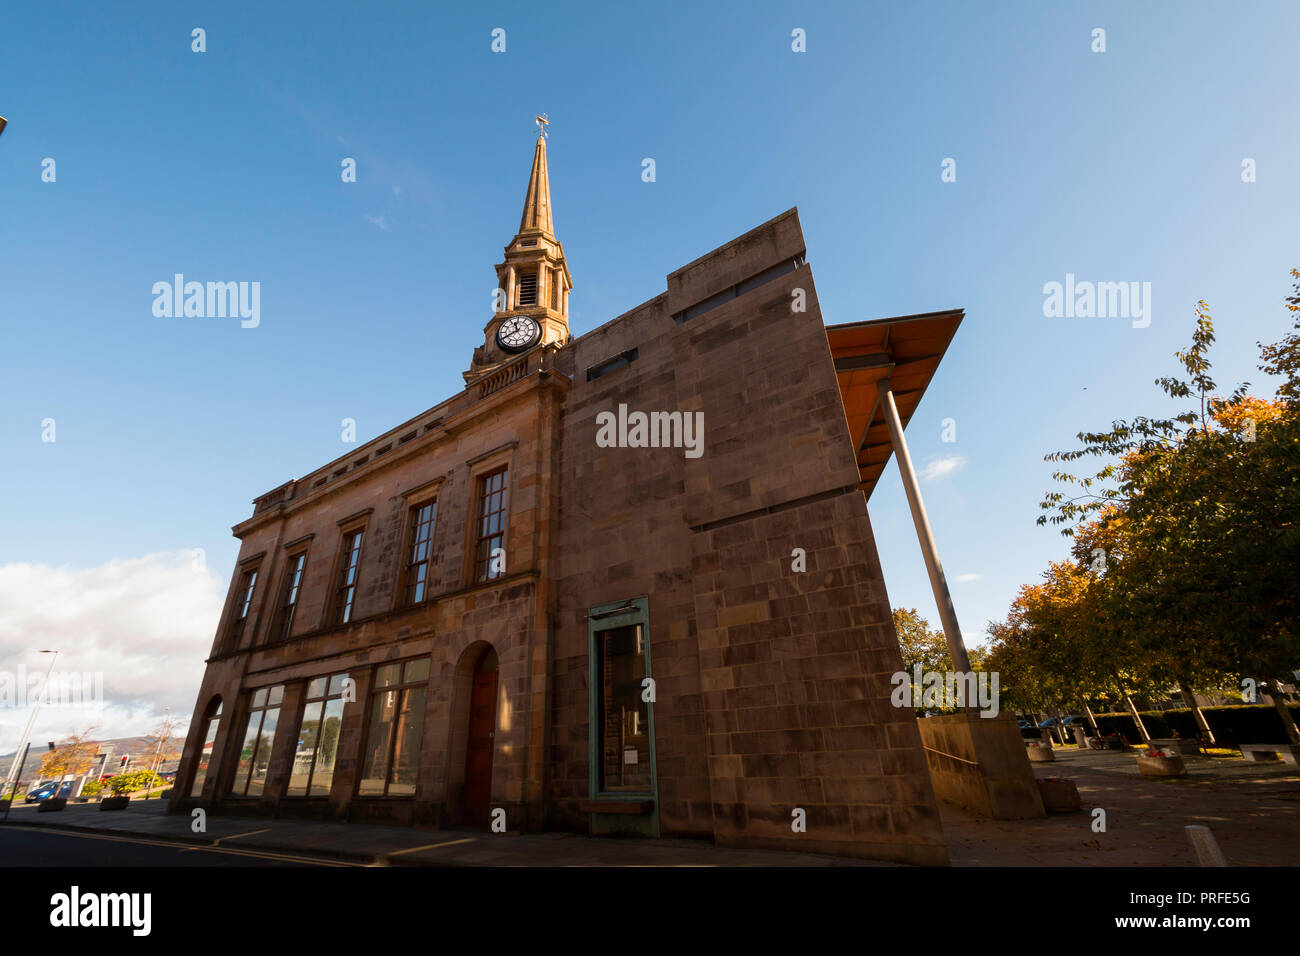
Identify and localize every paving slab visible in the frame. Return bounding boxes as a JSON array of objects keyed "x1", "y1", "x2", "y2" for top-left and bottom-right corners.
[{"x1": 942, "y1": 746, "x2": 1300, "y2": 866}]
